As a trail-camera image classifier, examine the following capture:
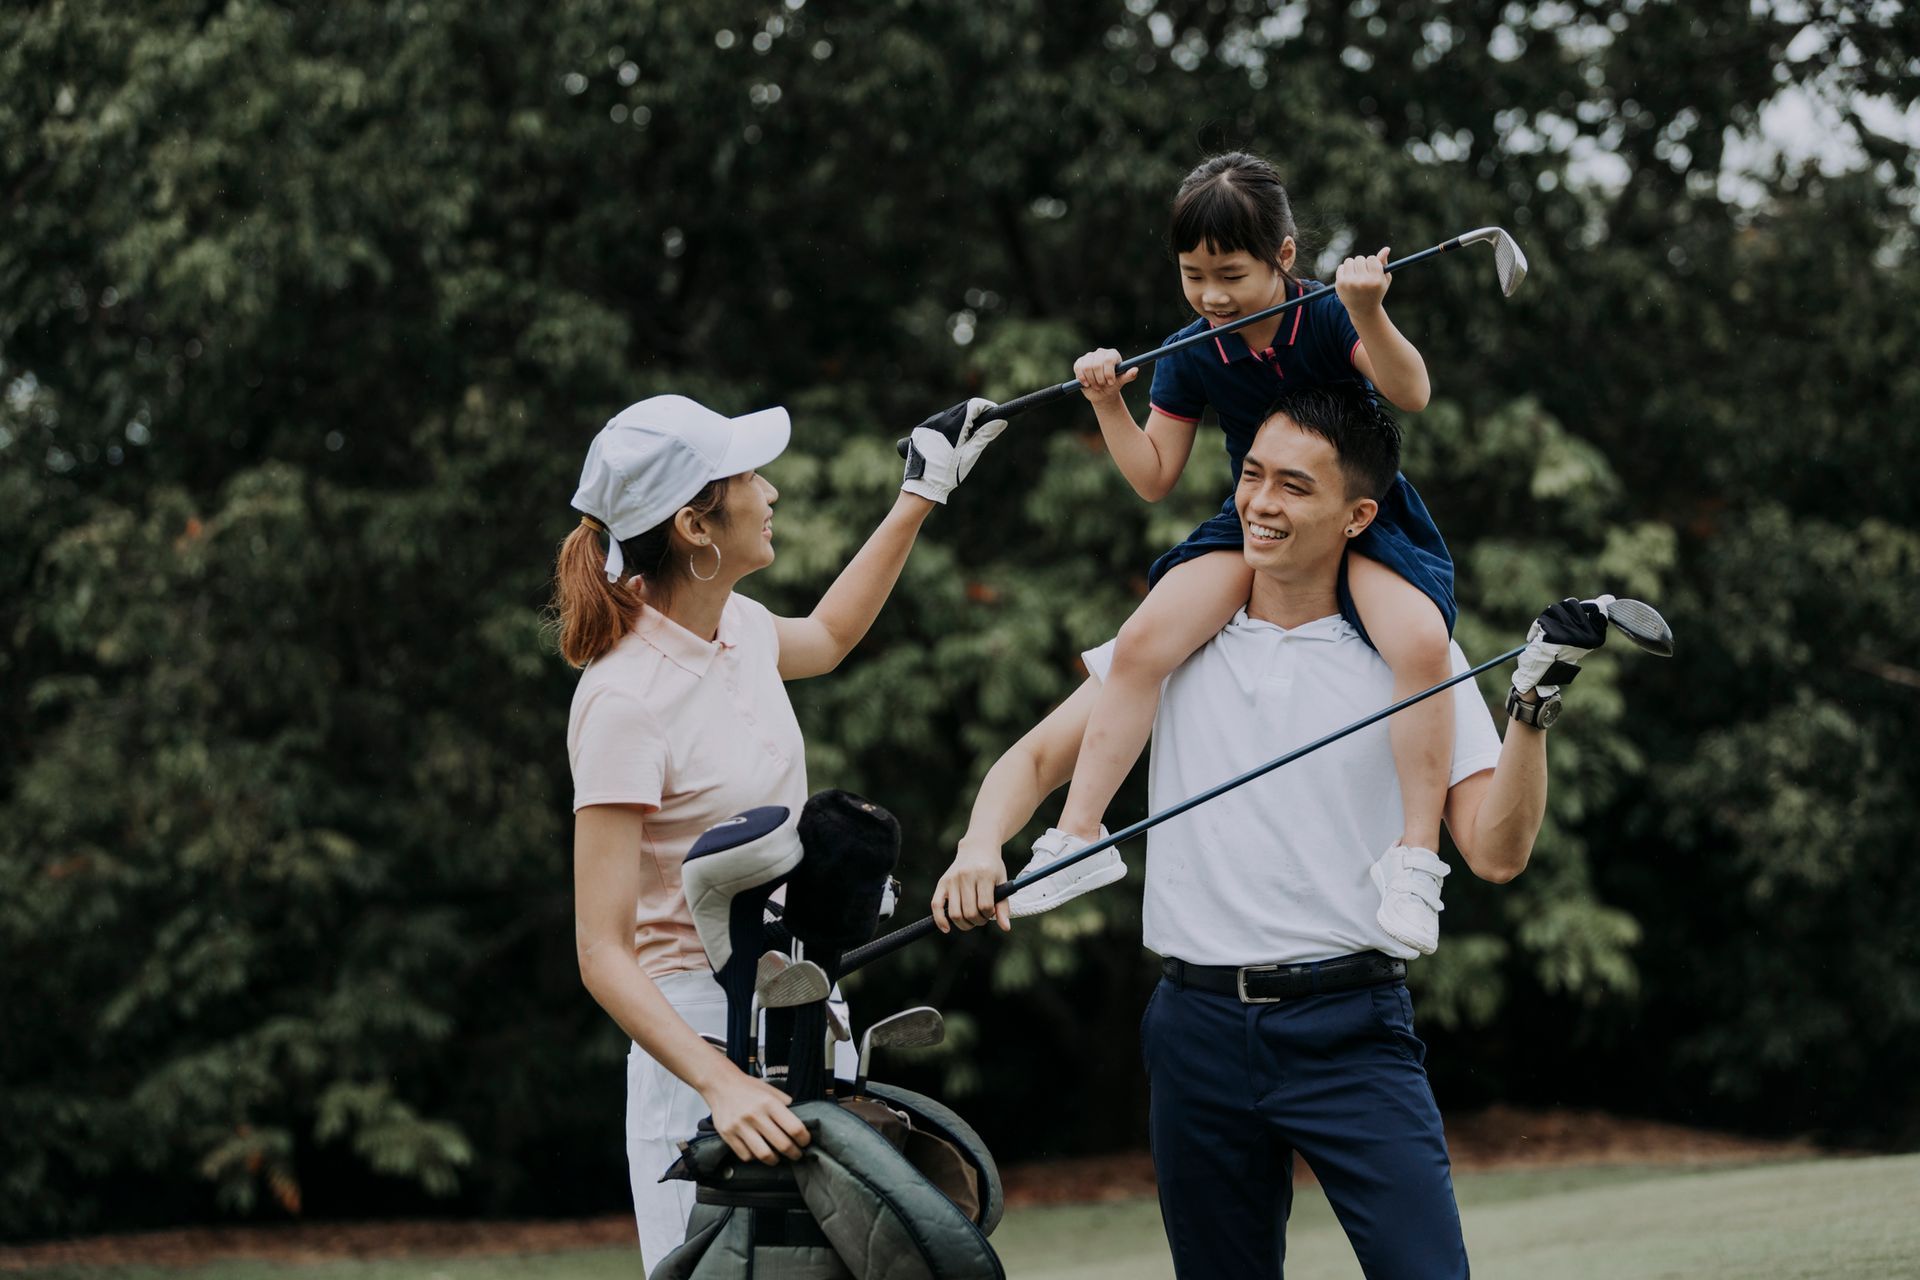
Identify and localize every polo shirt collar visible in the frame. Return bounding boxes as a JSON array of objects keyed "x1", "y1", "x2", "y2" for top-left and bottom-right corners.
[
  {"x1": 1232, "y1": 607, "x2": 1353, "y2": 642},
  {"x1": 636, "y1": 600, "x2": 739, "y2": 676},
  {"x1": 1210, "y1": 280, "x2": 1306, "y2": 364}
]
